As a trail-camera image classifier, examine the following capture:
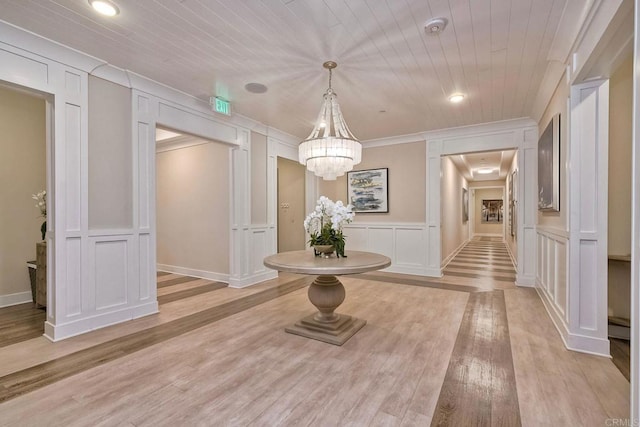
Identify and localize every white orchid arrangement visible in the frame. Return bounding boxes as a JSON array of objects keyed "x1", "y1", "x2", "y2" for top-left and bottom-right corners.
[
  {"x1": 32, "y1": 190, "x2": 47, "y2": 240},
  {"x1": 304, "y1": 196, "x2": 354, "y2": 257}
]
